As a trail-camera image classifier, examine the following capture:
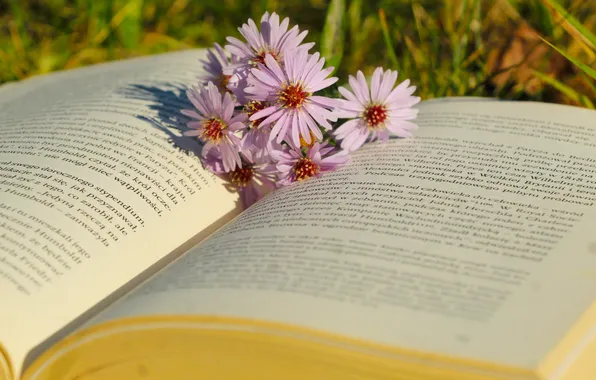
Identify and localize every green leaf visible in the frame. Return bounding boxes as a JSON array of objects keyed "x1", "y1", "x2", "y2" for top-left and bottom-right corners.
[
  {"x1": 320, "y1": 0, "x2": 346, "y2": 72},
  {"x1": 541, "y1": 37, "x2": 596, "y2": 80},
  {"x1": 541, "y1": 0, "x2": 596, "y2": 48}
]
